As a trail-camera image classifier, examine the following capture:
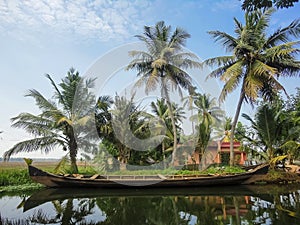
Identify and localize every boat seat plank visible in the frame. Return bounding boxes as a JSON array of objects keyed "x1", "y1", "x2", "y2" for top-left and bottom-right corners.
[
  {"x1": 73, "y1": 174, "x2": 84, "y2": 179},
  {"x1": 90, "y1": 174, "x2": 100, "y2": 180},
  {"x1": 157, "y1": 174, "x2": 167, "y2": 179}
]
